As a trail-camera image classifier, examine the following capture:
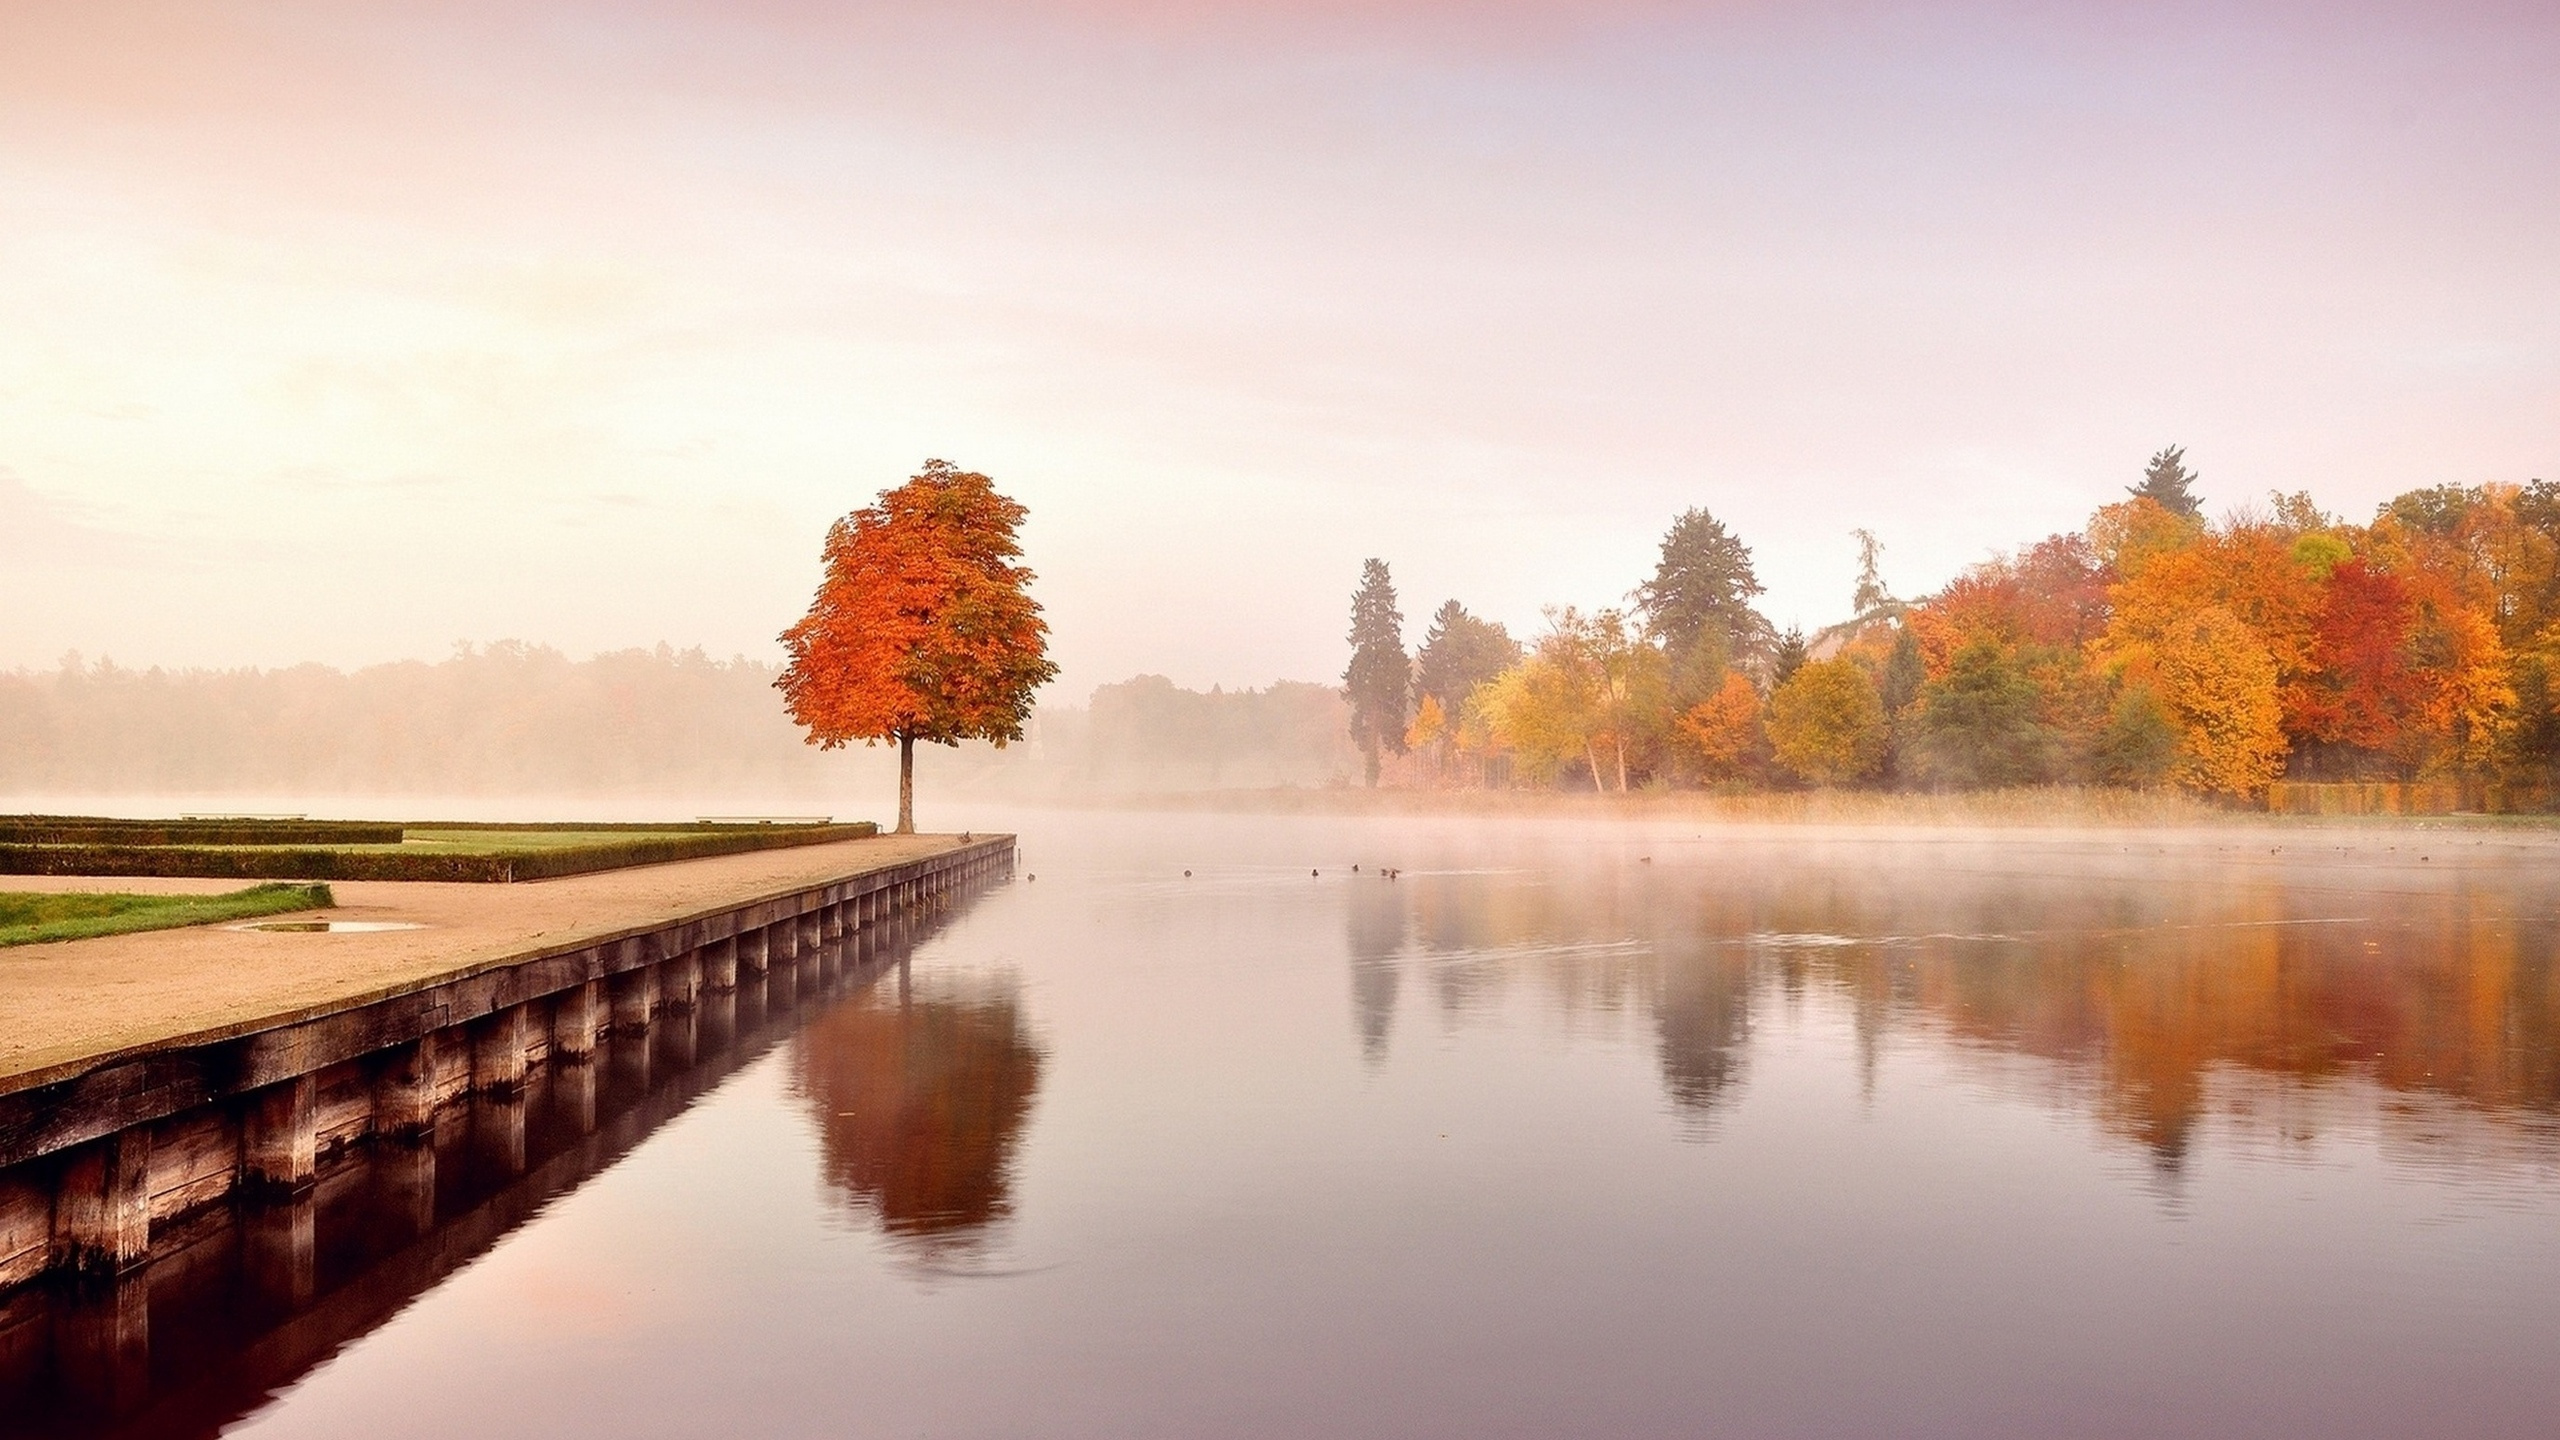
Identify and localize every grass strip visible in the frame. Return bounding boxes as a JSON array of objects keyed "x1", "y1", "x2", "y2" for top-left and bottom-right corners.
[{"x1": 0, "y1": 883, "x2": 334, "y2": 948}]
